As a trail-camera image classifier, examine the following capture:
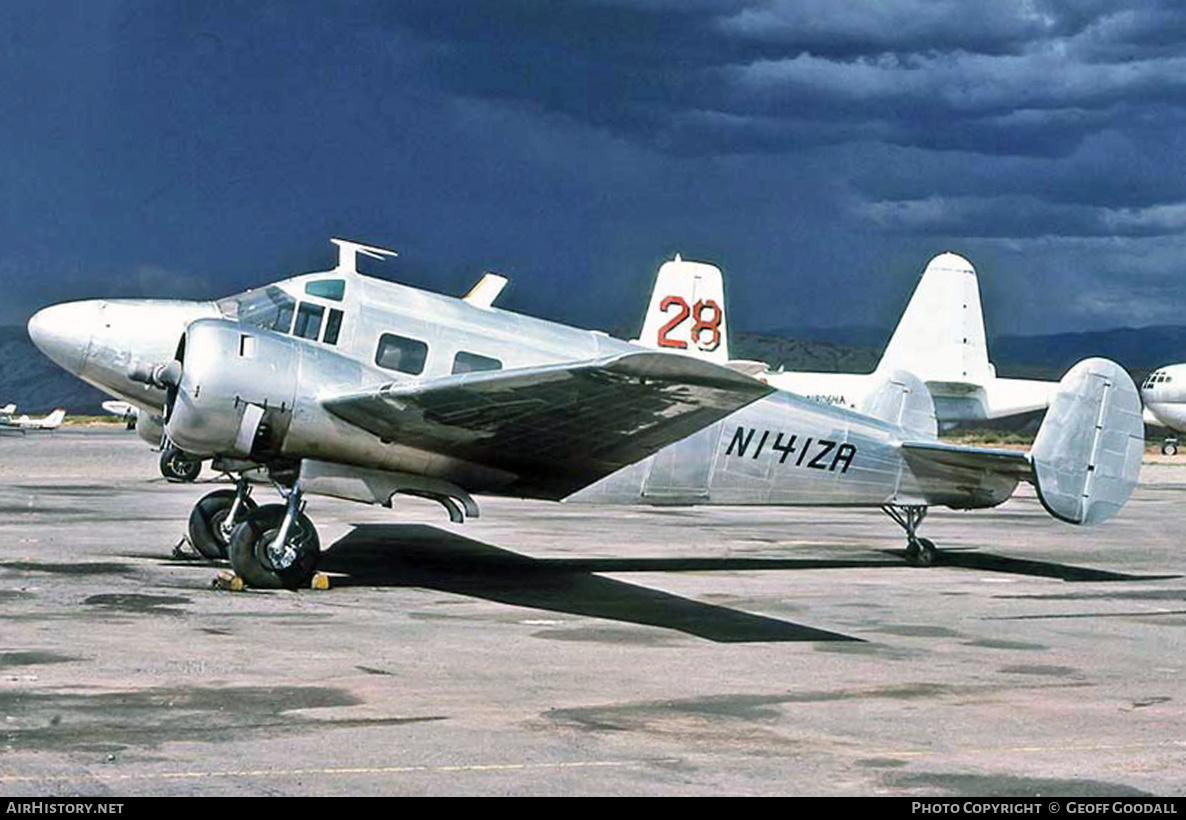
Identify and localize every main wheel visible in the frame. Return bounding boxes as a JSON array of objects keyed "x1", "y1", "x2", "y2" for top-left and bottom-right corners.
[
  {"x1": 187, "y1": 489, "x2": 259, "y2": 560},
  {"x1": 228, "y1": 504, "x2": 320, "y2": 590},
  {"x1": 1162, "y1": 441, "x2": 1178, "y2": 456},
  {"x1": 160, "y1": 448, "x2": 202, "y2": 483}
]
